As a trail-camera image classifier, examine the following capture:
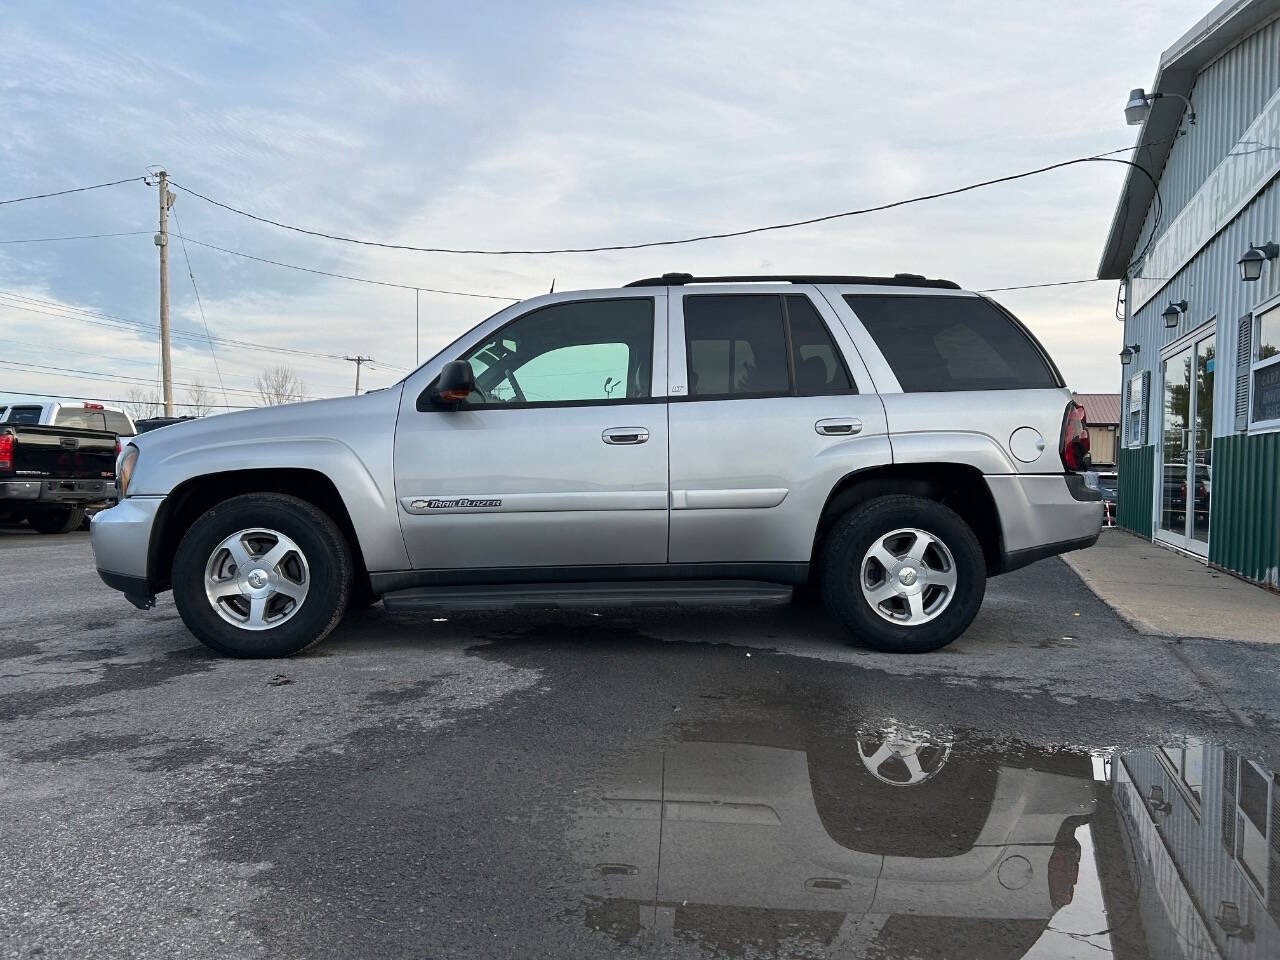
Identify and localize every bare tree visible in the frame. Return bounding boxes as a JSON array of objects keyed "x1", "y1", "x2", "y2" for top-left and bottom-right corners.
[
  {"x1": 184, "y1": 378, "x2": 214, "y2": 417},
  {"x1": 256, "y1": 364, "x2": 307, "y2": 406},
  {"x1": 123, "y1": 386, "x2": 162, "y2": 421}
]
